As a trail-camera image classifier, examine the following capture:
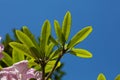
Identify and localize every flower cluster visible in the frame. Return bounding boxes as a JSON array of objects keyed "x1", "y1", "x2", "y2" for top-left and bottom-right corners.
[{"x1": 0, "y1": 60, "x2": 42, "y2": 80}]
